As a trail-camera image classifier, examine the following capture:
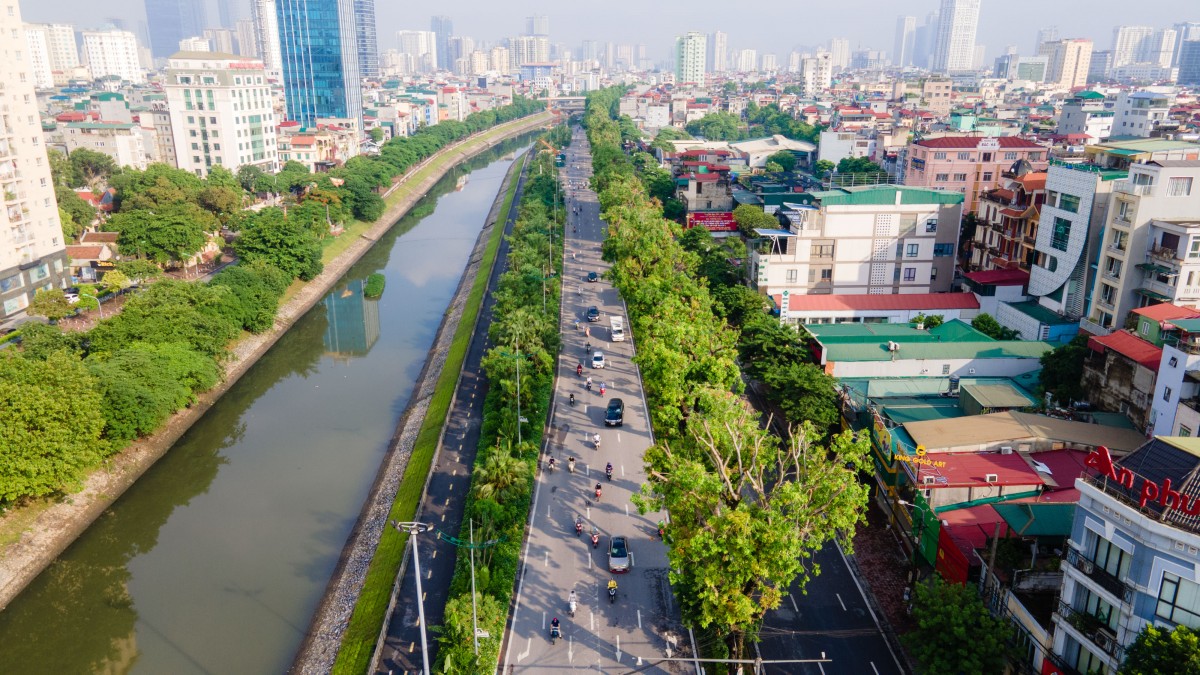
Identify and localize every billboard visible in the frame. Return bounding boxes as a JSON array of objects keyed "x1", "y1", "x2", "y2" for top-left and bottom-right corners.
[{"x1": 685, "y1": 211, "x2": 737, "y2": 232}]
